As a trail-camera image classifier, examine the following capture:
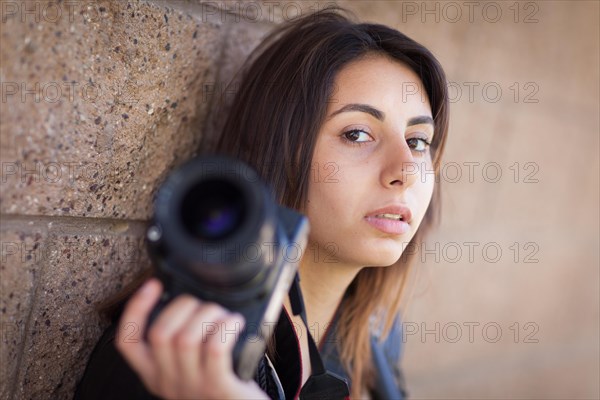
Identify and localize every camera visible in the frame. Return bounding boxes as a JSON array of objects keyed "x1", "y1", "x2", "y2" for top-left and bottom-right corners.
[{"x1": 143, "y1": 155, "x2": 309, "y2": 380}]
